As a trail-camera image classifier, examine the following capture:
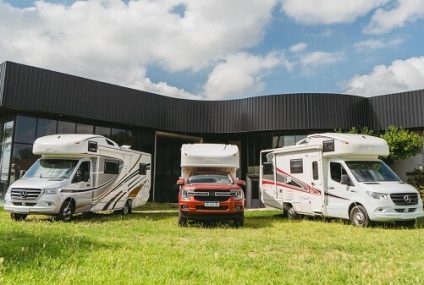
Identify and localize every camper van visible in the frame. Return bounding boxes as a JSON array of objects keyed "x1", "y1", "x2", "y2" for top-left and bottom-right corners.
[
  {"x1": 4, "y1": 134, "x2": 151, "y2": 221},
  {"x1": 260, "y1": 133, "x2": 424, "y2": 227},
  {"x1": 177, "y1": 144, "x2": 245, "y2": 227}
]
